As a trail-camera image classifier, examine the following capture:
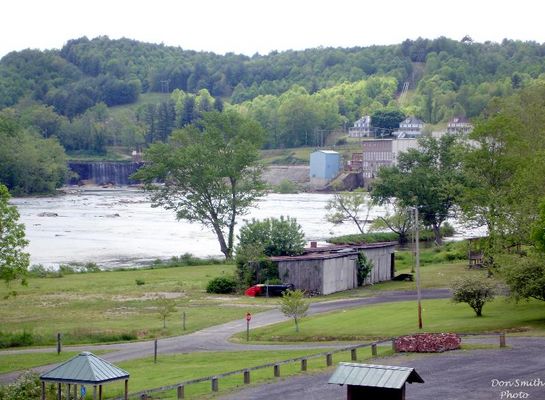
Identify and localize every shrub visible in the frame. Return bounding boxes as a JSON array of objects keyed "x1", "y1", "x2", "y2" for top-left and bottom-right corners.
[
  {"x1": 0, "y1": 371, "x2": 42, "y2": 400},
  {"x1": 206, "y1": 276, "x2": 238, "y2": 294},
  {"x1": 135, "y1": 279, "x2": 145, "y2": 286},
  {"x1": 451, "y1": 276, "x2": 496, "y2": 316},
  {"x1": 274, "y1": 179, "x2": 299, "y2": 194},
  {"x1": 357, "y1": 252, "x2": 374, "y2": 286},
  {"x1": 0, "y1": 331, "x2": 34, "y2": 348}
]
